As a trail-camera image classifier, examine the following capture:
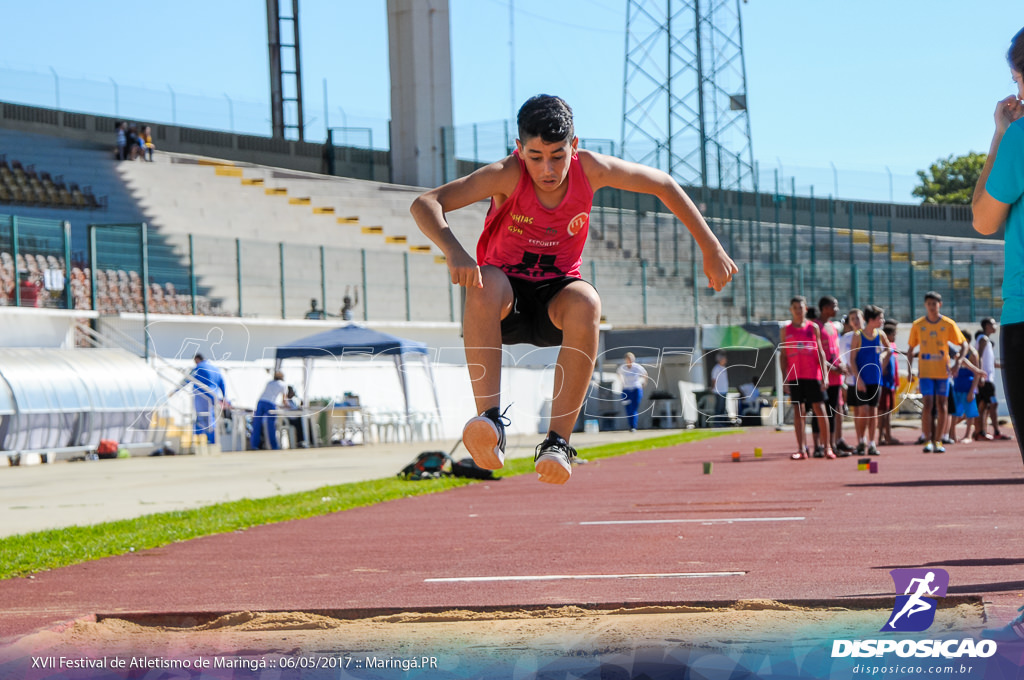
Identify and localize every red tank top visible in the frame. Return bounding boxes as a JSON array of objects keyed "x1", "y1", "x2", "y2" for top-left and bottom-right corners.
[
  {"x1": 815, "y1": 319, "x2": 842, "y2": 386},
  {"x1": 783, "y1": 321, "x2": 823, "y2": 382},
  {"x1": 476, "y1": 150, "x2": 594, "y2": 280}
]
